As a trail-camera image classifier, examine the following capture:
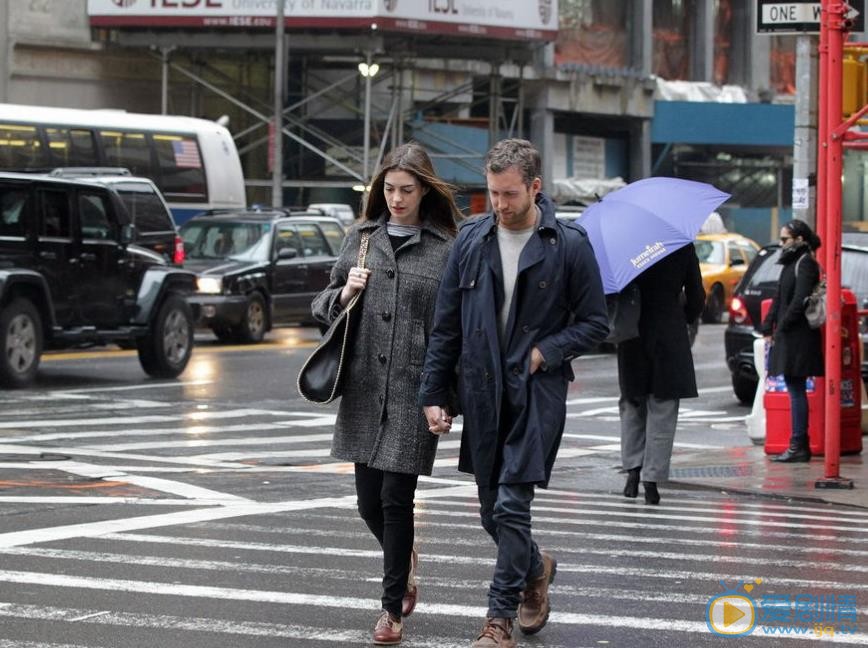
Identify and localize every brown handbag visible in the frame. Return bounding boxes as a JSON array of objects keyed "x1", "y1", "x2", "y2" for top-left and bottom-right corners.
[{"x1": 297, "y1": 232, "x2": 370, "y2": 404}]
